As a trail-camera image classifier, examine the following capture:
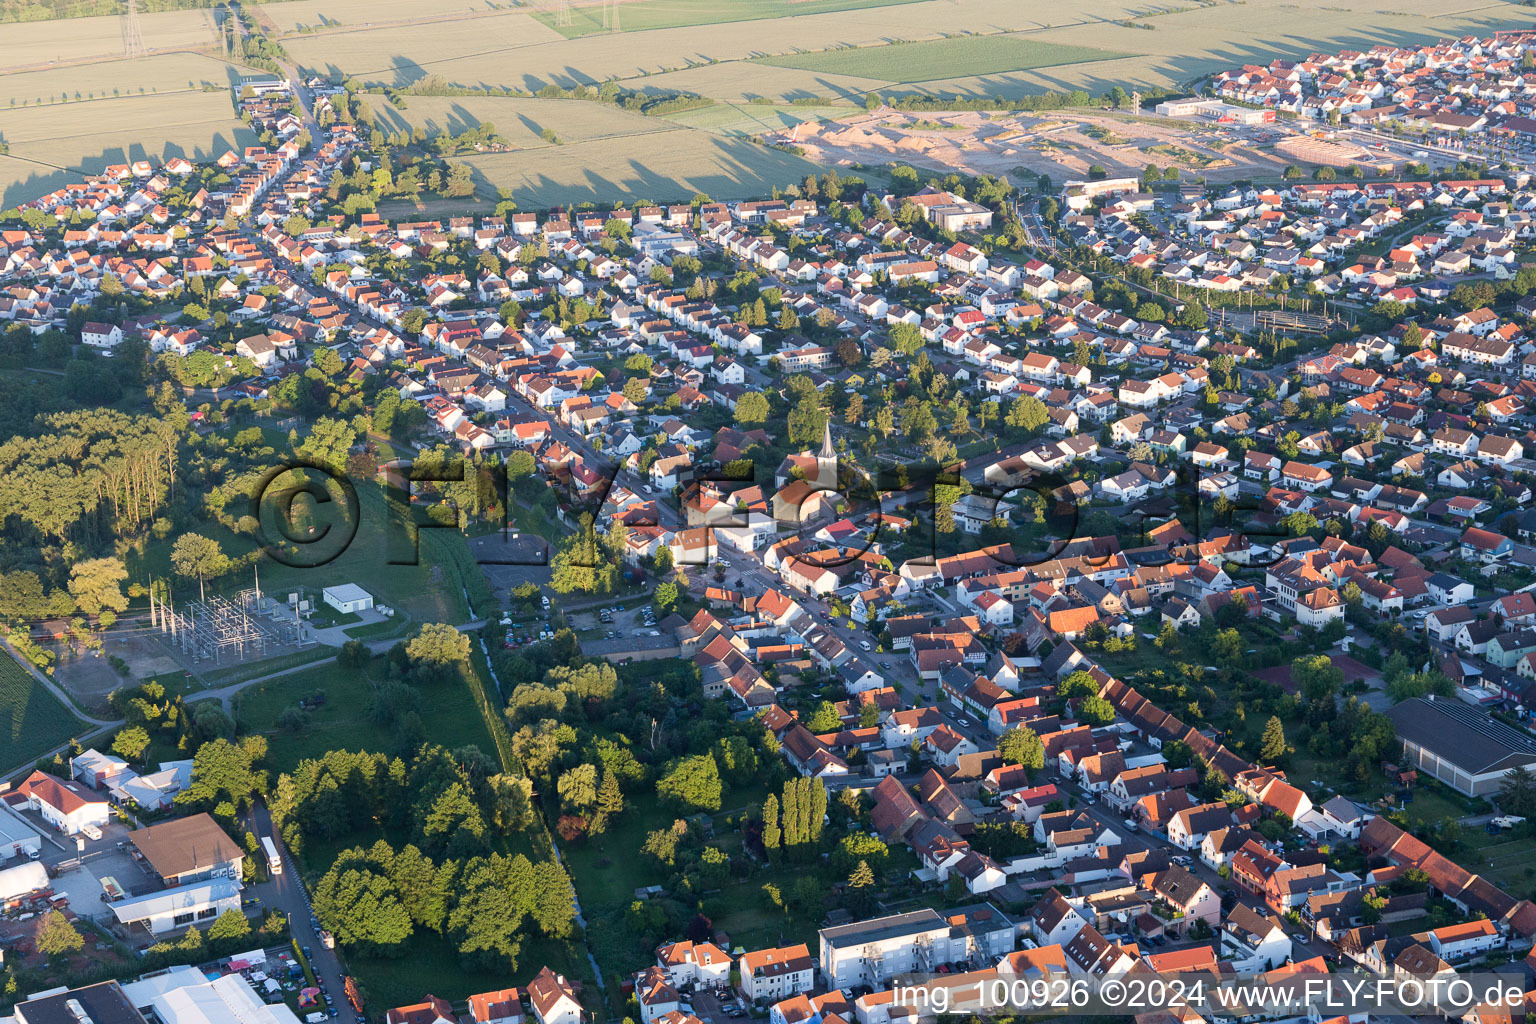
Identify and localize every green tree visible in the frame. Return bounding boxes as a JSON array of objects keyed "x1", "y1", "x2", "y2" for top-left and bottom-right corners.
[
  {"x1": 847, "y1": 858, "x2": 876, "y2": 911},
  {"x1": 67, "y1": 557, "x2": 129, "y2": 617},
  {"x1": 170, "y1": 533, "x2": 228, "y2": 602},
  {"x1": 549, "y1": 514, "x2": 616, "y2": 595},
  {"x1": 112, "y1": 725, "x2": 151, "y2": 764},
  {"x1": 997, "y1": 726, "x2": 1045, "y2": 773},
  {"x1": 1499, "y1": 765, "x2": 1536, "y2": 817},
  {"x1": 1077, "y1": 695, "x2": 1115, "y2": 726},
  {"x1": 656, "y1": 754, "x2": 722, "y2": 812},
  {"x1": 1005, "y1": 395, "x2": 1049, "y2": 434},
  {"x1": 557, "y1": 763, "x2": 598, "y2": 815},
  {"x1": 595, "y1": 770, "x2": 624, "y2": 826},
  {"x1": 35, "y1": 910, "x2": 83, "y2": 956},
  {"x1": 1291, "y1": 654, "x2": 1343, "y2": 702},
  {"x1": 405, "y1": 624, "x2": 471, "y2": 682},
  {"x1": 806, "y1": 700, "x2": 842, "y2": 732},
  {"x1": 1259, "y1": 716, "x2": 1287, "y2": 762},
  {"x1": 762, "y1": 793, "x2": 781, "y2": 855},
  {"x1": 653, "y1": 581, "x2": 679, "y2": 615},
  {"x1": 207, "y1": 908, "x2": 251, "y2": 943}
]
